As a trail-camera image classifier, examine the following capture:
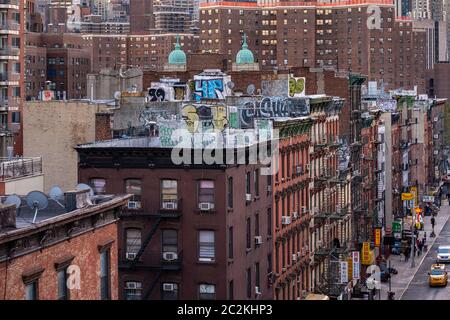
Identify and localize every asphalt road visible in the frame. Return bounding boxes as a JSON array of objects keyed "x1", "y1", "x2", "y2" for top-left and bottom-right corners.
[{"x1": 401, "y1": 217, "x2": 450, "y2": 300}]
